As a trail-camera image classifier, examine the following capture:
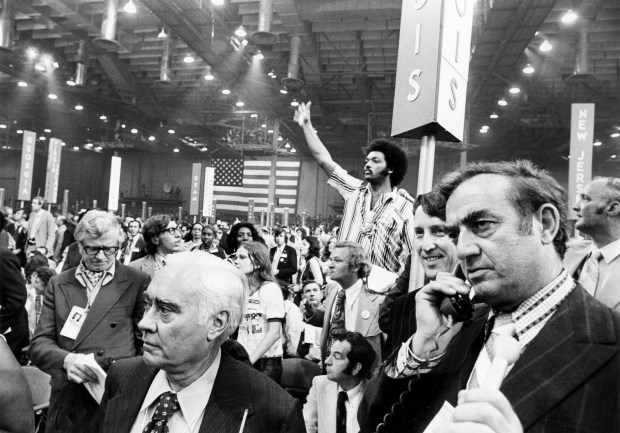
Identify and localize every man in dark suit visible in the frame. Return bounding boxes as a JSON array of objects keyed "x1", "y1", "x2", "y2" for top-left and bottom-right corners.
[
  {"x1": 99, "y1": 251, "x2": 305, "y2": 433},
  {"x1": 121, "y1": 218, "x2": 146, "y2": 264},
  {"x1": 360, "y1": 160, "x2": 620, "y2": 433},
  {"x1": 29, "y1": 210, "x2": 151, "y2": 433},
  {"x1": 270, "y1": 227, "x2": 298, "y2": 285},
  {"x1": 0, "y1": 240, "x2": 29, "y2": 359}
]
